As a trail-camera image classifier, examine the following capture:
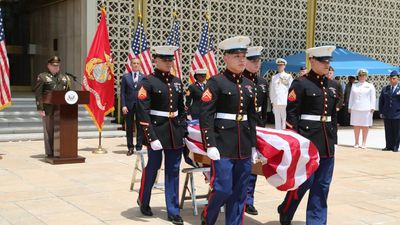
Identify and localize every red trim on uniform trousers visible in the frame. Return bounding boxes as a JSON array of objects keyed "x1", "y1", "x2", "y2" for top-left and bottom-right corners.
[
  {"x1": 241, "y1": 194, "x2": 248, "y2": 225},
  {"x1": 203, "y1": 160, "x2": 216, "y2": 219},
  {"x1": 139, "y1": 166, "x2": 147, "y2": 203},
  {"x1": 283, "y1": 189, "x2": 299, "y2": 213}
]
